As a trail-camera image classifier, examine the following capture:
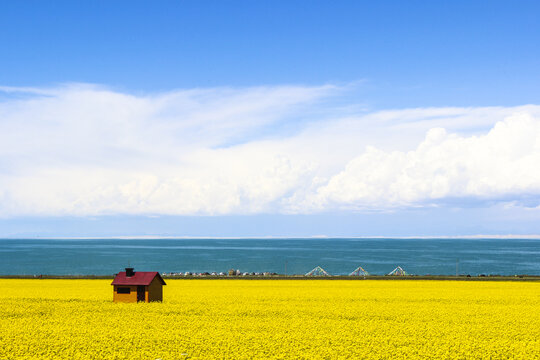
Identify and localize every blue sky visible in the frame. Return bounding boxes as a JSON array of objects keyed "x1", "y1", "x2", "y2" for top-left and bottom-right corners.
[
  {"x1": 2, "y1": 1, "x2": 539, "y2": 106},
  {"x1": 1, "y1": 1, "x2": 540, "y2": 237}
]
